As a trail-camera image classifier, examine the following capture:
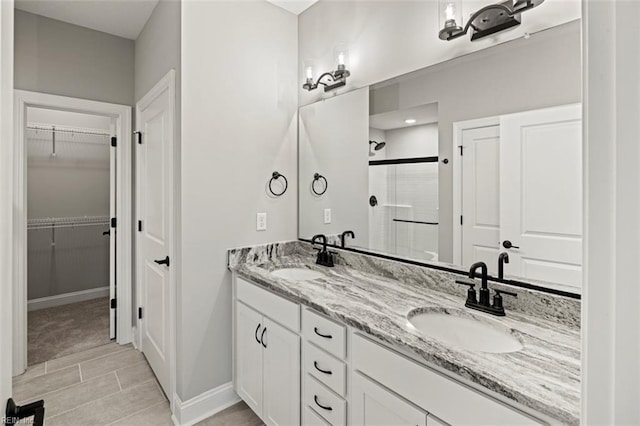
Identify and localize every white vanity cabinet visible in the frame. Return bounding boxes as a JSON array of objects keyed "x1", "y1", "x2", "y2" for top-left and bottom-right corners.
[
  {"x1": 233, "y1": 275, "x2": 550, "y2": 426},
  {"x1": 351, "y1": 372, "x2": 428, "y2": 426},
  {"x1": 234, "y1": 278, "x2": 301, "y2": 426}
]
